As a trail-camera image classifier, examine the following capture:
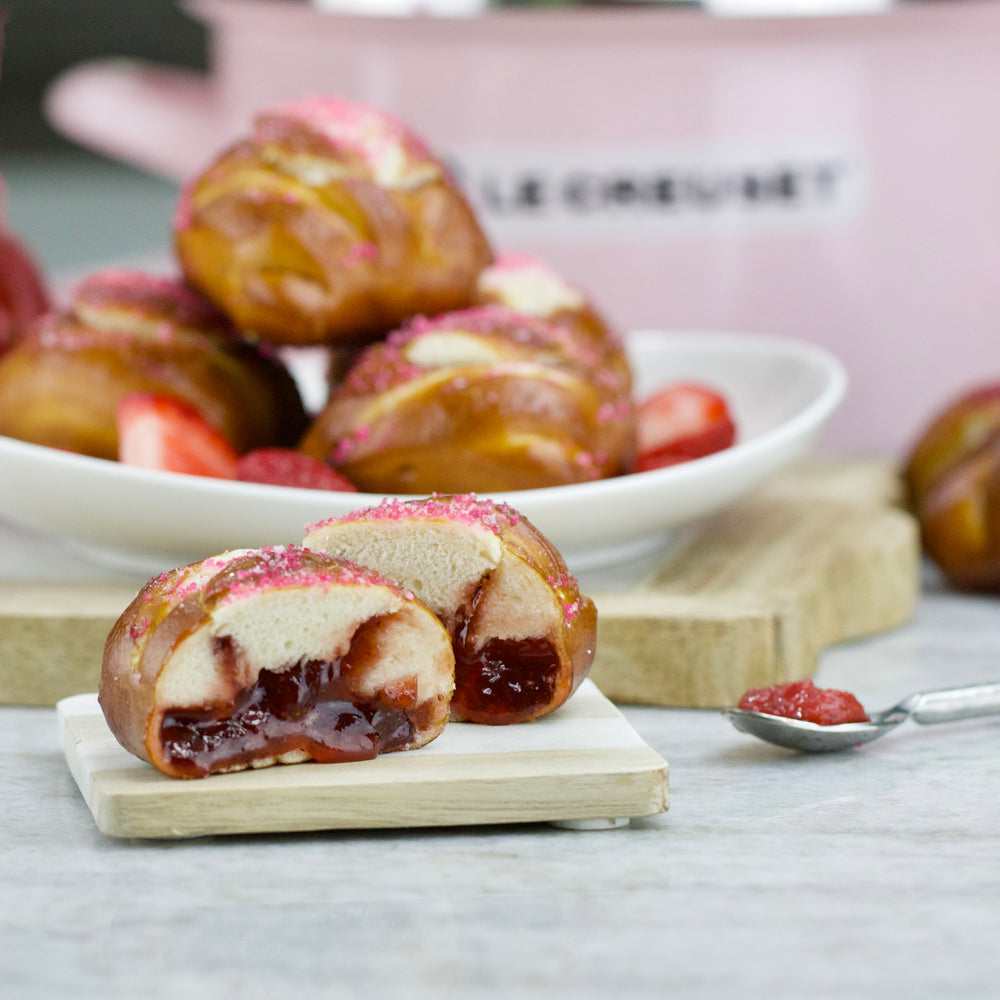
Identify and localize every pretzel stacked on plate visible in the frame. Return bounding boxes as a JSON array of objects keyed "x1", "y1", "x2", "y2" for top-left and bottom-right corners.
[
  {"x1": 0, "y1": 269, "x2": 306, "y2": 460},
  {"x1": 300, "y1": 304, "x2": 636, "y2": 493},
  {"x1": 0, "y1": 95, "x2": 638, "y2": 494},
  {"x1": 174, "y1": 95, "x2": 494, "y2": 349}
]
